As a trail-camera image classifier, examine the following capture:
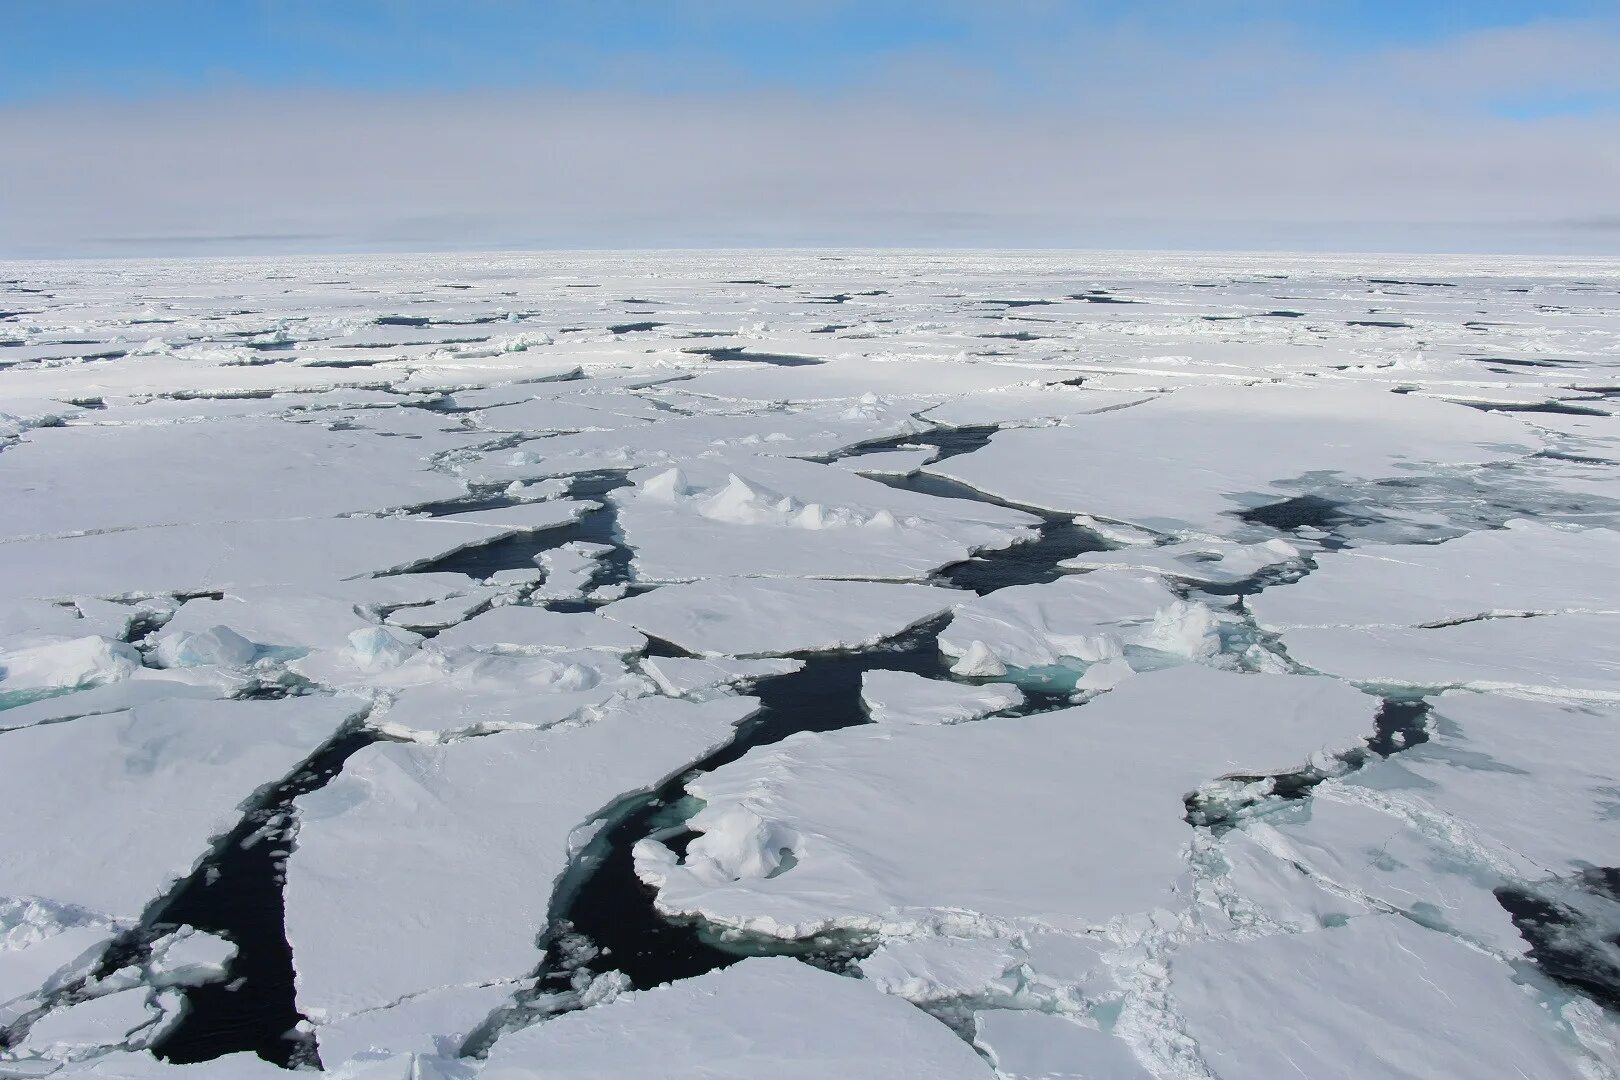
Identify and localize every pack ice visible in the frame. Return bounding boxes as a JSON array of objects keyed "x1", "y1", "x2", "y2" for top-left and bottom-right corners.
[{"x1": 3, "y1": 251, "x2": 1618, "y2": 1080}]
